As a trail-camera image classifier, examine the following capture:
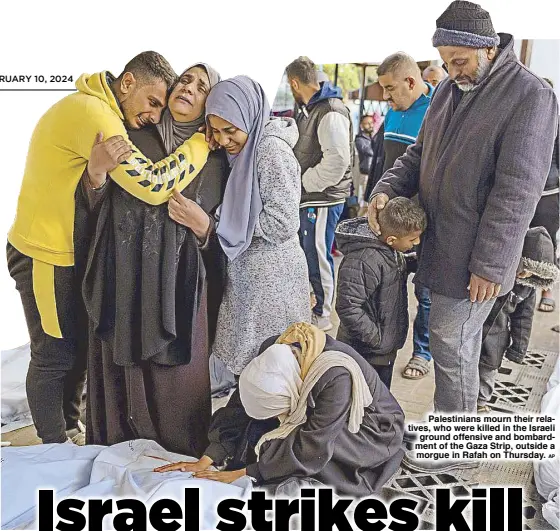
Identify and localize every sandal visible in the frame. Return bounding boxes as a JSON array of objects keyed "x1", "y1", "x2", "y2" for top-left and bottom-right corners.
[
  {"x1": 401, "y1": 356, "x2": 430, "y2": 380},
  {"x1": 538, "y1": 297, "x2": 555, "y2": 312},
  {"x1": 477, "y1": 405, "x2": 492, "y2": 414}
]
